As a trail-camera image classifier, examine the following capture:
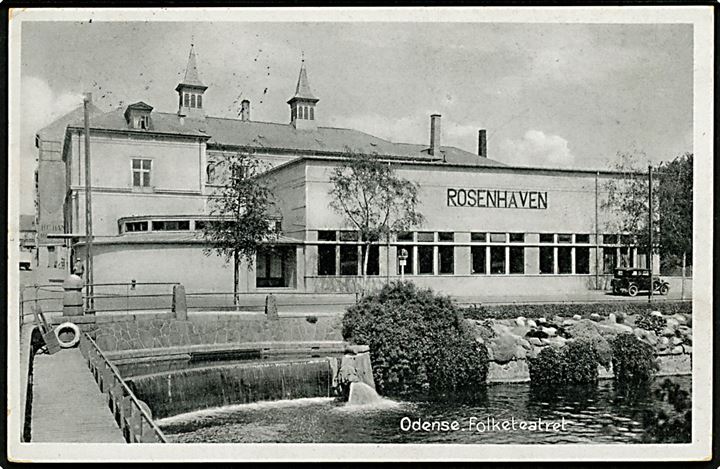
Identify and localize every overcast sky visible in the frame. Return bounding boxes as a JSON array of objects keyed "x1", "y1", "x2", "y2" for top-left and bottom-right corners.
[{"x1": 19, "y1": 20, "x2": 693, "y2": 215}]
